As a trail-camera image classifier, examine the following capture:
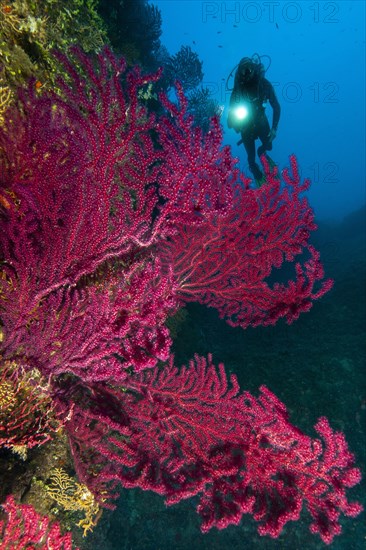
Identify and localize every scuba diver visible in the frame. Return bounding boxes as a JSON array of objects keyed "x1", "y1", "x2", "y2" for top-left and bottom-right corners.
[{"x1": 227, "y1": 55, "x2": 280, "y2": 186}]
